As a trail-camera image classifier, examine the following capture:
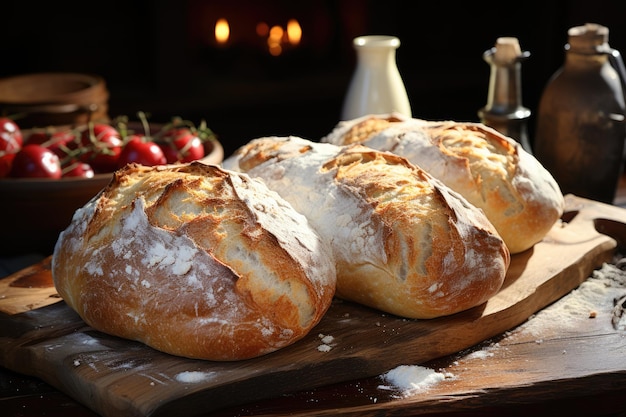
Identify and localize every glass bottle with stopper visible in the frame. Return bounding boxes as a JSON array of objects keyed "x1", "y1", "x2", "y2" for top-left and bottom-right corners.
[
  {"x1": 341, "y1": 35, "x2": 412, "y2": 120},
  {"x1": 478, "y1": 37, "x2": 532, "y2": 153},
  {"x1": 533, "y1": 23, "x2": 626, "y2": 204}
]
